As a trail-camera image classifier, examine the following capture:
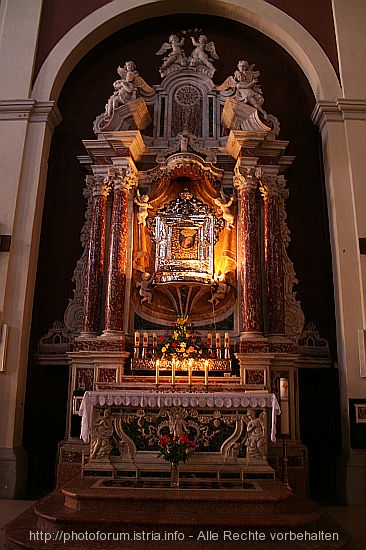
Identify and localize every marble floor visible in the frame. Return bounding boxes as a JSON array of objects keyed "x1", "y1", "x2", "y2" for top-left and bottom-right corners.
[{"x1": 0, "y1": 499, "x2": 365, "y2": 549}]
